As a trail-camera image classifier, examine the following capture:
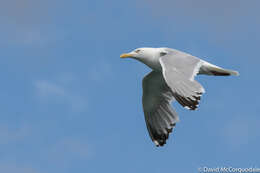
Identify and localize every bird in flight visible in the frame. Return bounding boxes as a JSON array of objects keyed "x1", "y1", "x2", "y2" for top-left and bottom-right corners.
[{"x1": 120, "y1": 47, "x2": 239, "y2": 147}]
